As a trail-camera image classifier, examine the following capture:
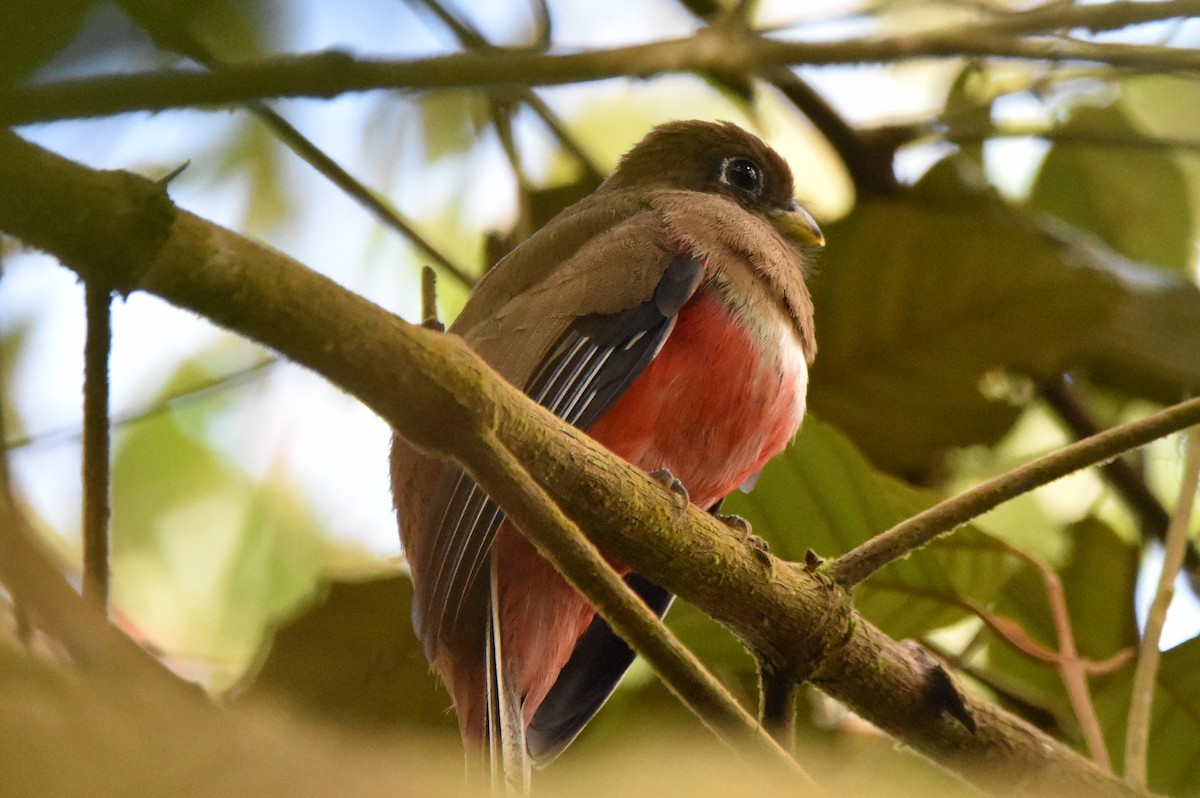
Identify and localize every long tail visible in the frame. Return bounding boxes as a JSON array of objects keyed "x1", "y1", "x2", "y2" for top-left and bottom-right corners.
[{"x1": 485, "y1": 551, "x2": 530, "y2": 795}]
